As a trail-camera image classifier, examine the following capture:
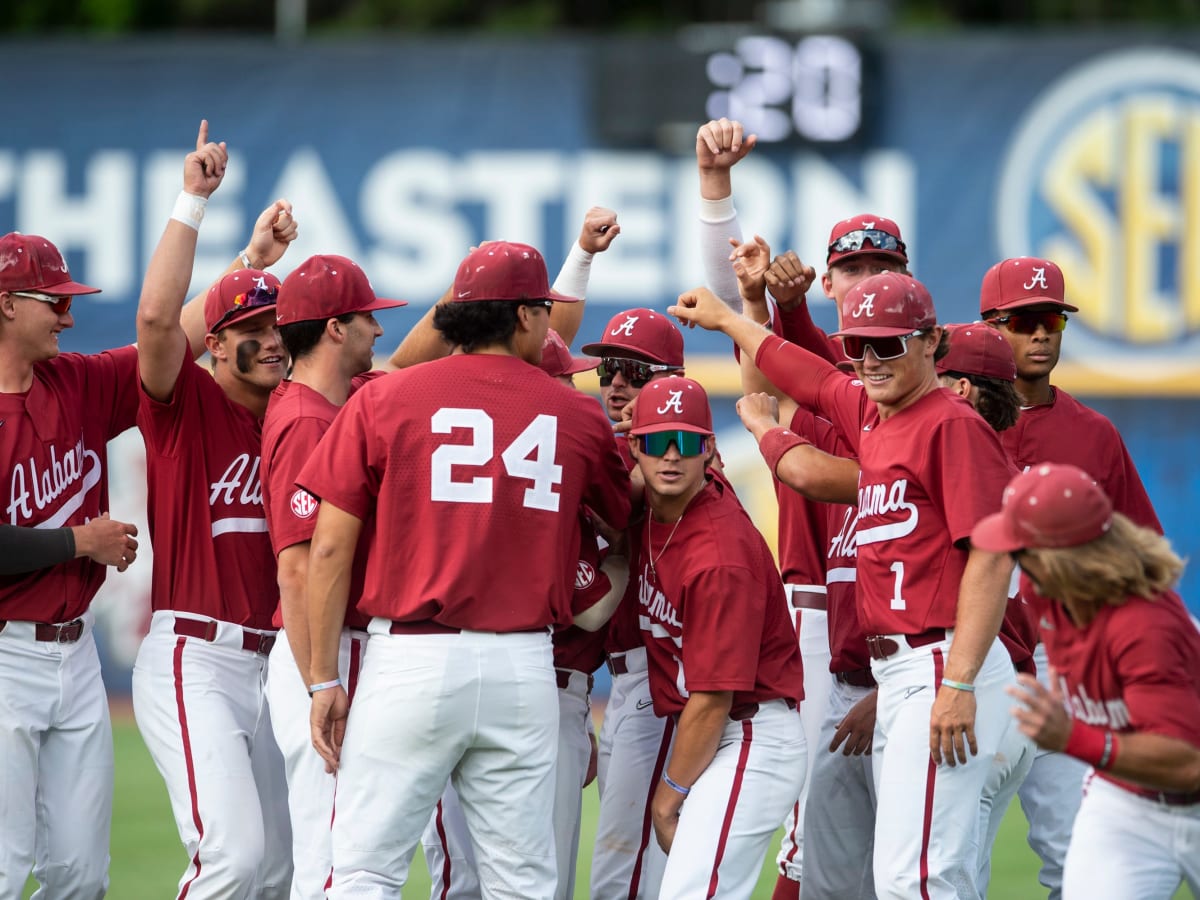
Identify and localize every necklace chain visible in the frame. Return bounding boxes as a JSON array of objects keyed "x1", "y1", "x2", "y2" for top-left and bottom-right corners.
[{"x1": 647, "y1": 509, "x2": 686, "y2": 583}]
